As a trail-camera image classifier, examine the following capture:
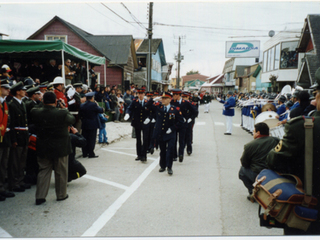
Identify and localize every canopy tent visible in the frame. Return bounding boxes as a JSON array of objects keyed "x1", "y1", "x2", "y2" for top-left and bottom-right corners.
[{"x1": 0, "y1": 39, "x2": 106, "y2": 85}]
